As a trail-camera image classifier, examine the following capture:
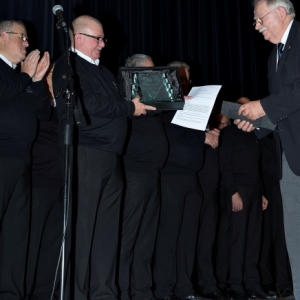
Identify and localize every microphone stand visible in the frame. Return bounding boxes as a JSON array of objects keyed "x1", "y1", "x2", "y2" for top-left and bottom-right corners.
[{"x1": 55, "y1": 18, "x2": 81, "y2": 300}]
